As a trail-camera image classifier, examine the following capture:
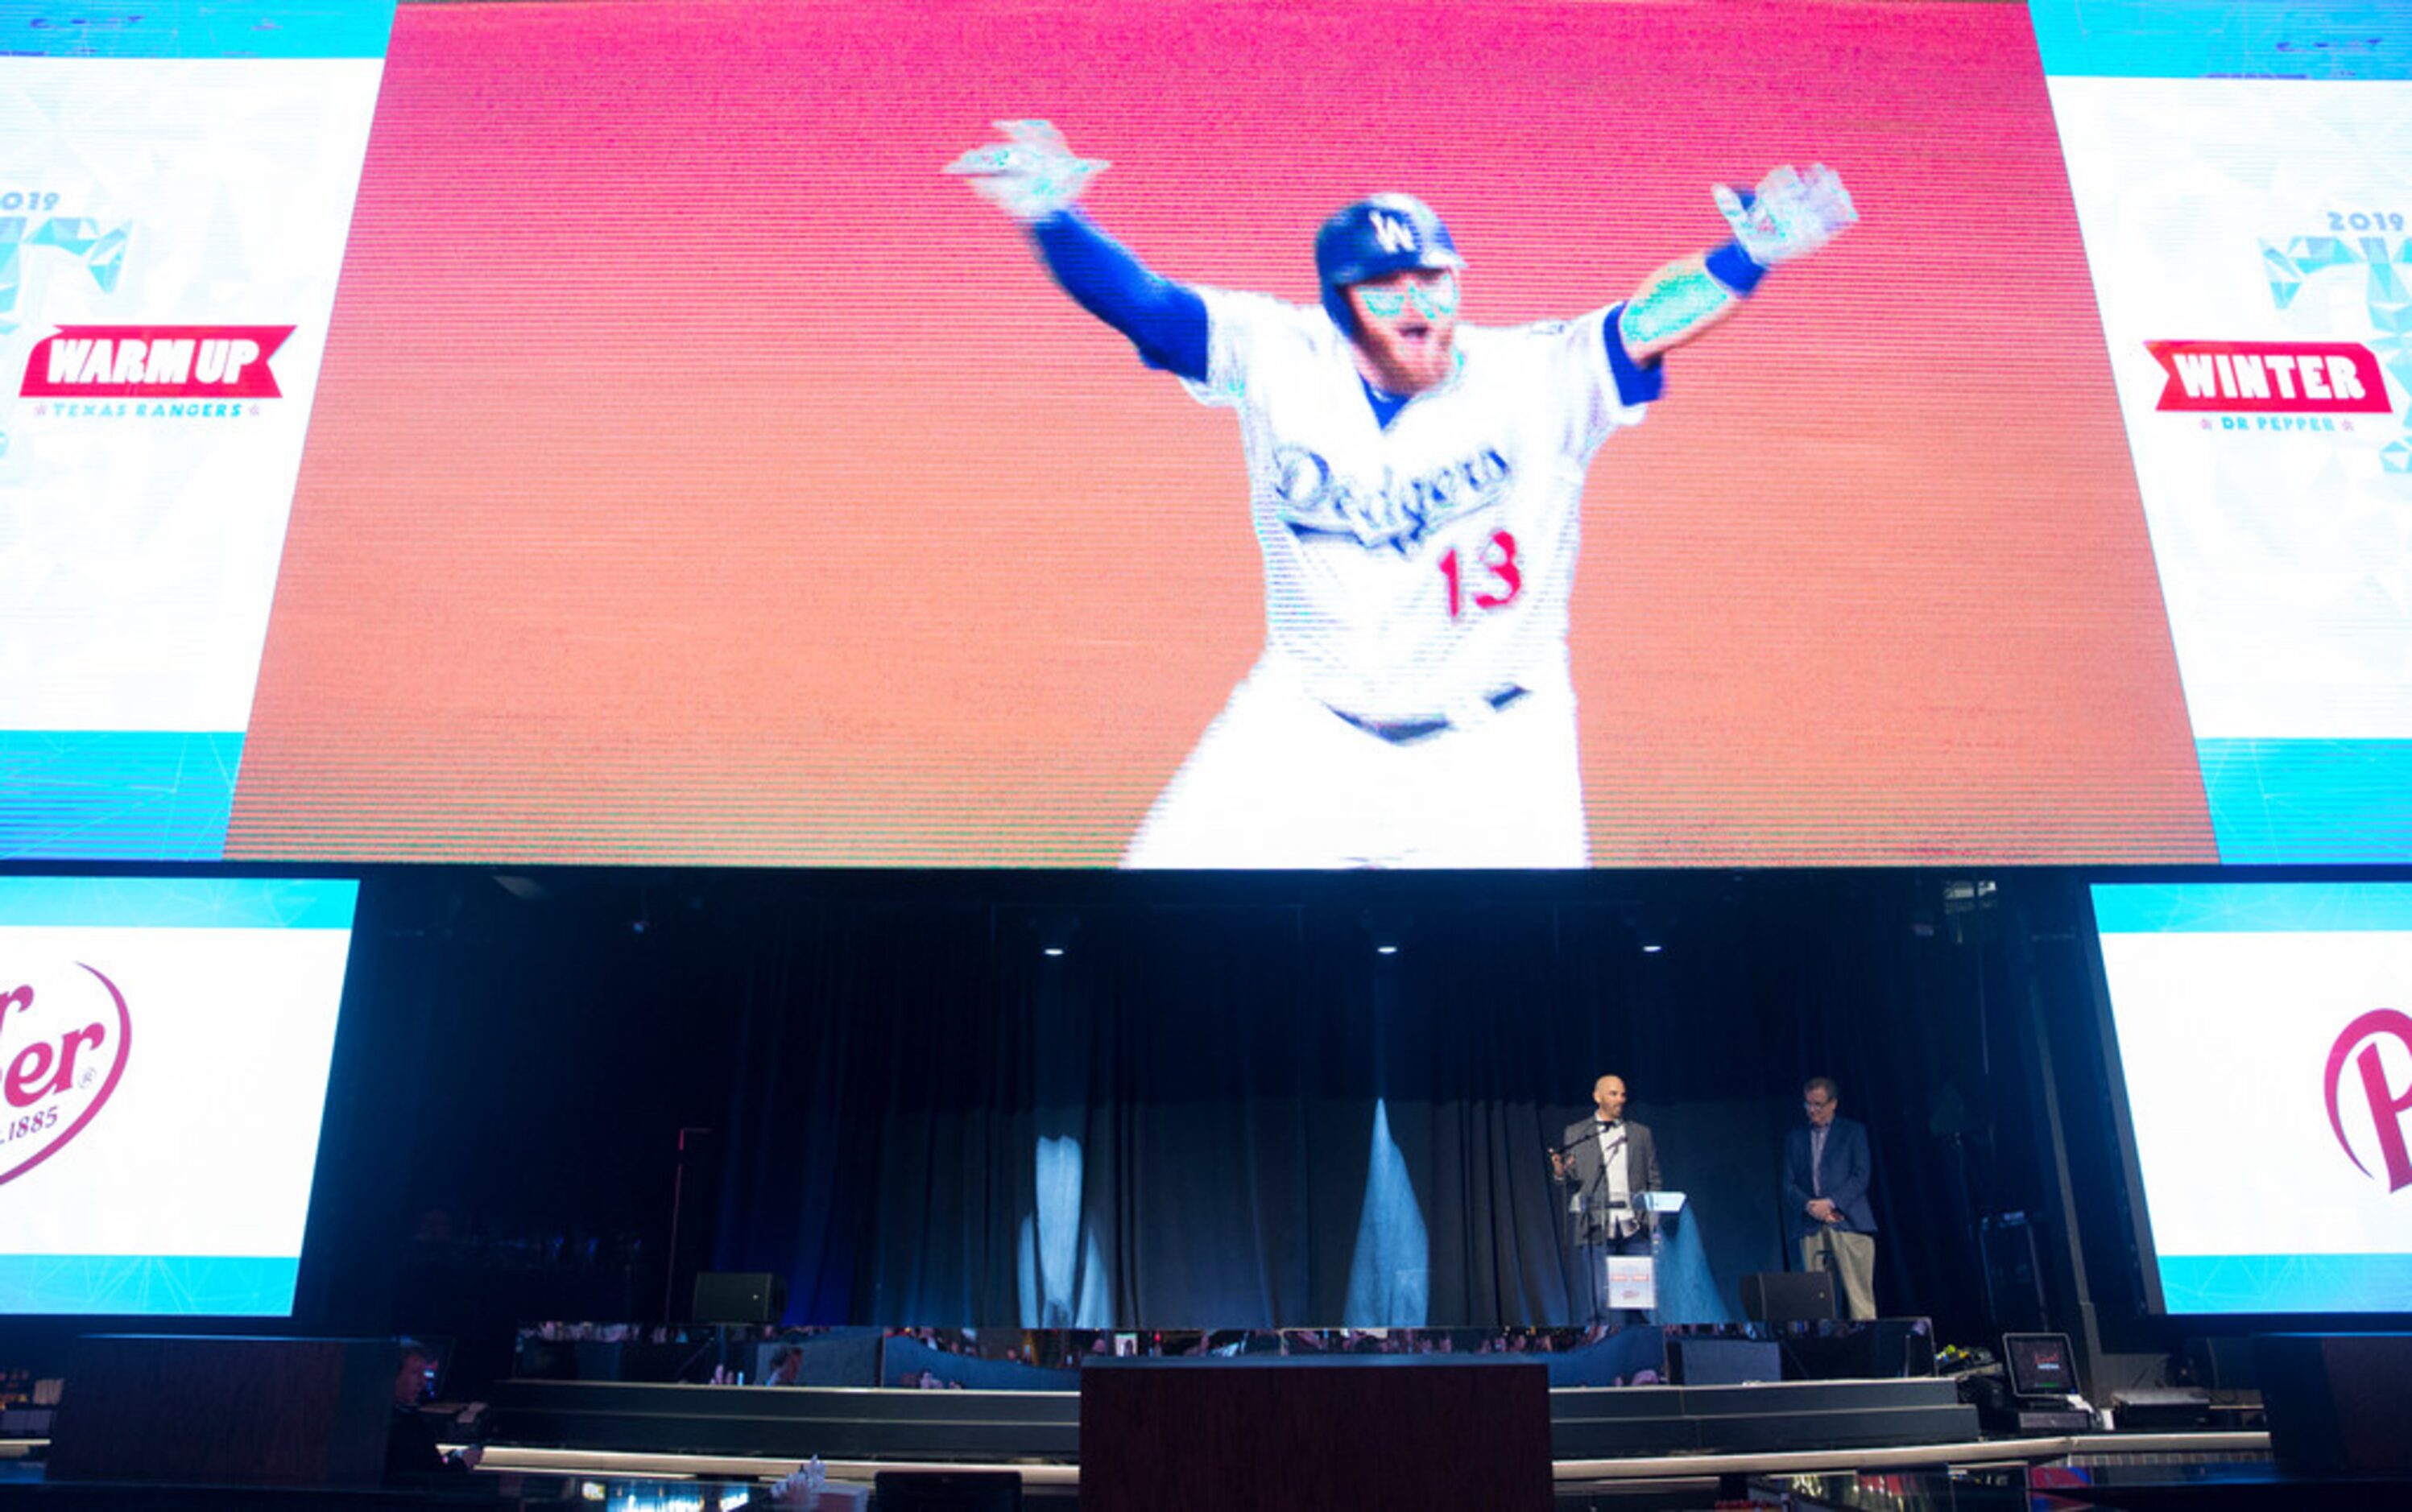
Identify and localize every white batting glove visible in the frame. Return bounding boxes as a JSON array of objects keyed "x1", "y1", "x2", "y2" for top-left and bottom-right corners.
[
  {"x1": 944, "y1": 119, "x2": 1108, "y2": 222},
  {"x1": 1712, "y1": 163, "x2": 1857, "y2": 267}
]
